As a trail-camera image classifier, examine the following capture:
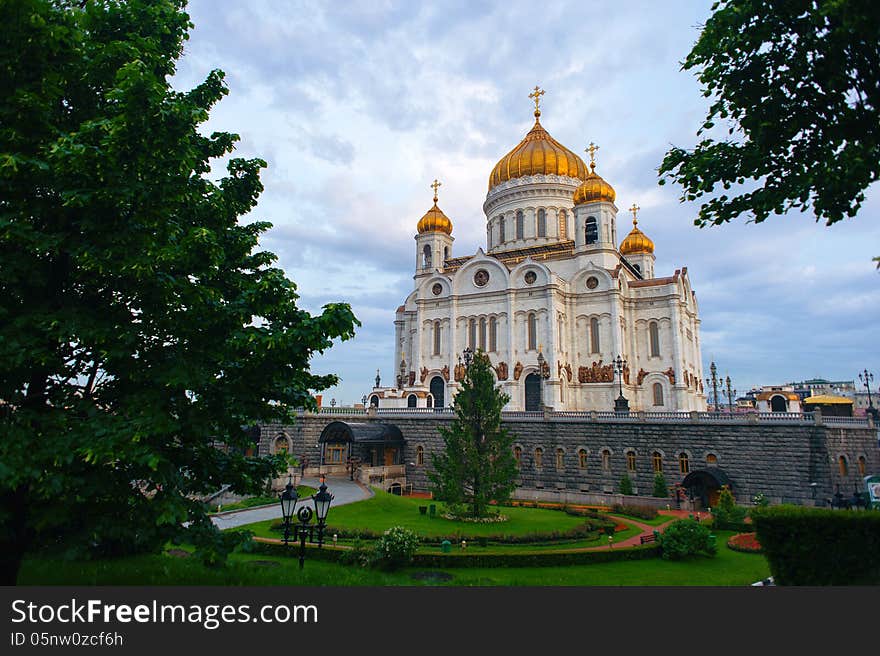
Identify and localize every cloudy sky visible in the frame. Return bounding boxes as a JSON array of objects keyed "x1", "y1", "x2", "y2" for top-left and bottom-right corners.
[{"x1": 172, "y1": 0, "x2": 880, "y2": 405}]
